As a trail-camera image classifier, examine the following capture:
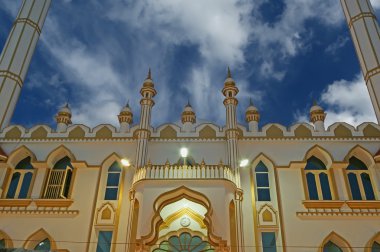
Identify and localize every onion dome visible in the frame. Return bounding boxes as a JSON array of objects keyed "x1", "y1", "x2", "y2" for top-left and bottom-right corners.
[
  {"x1": 245, "y1": 98, "x2": 260, "y2": 122},
  {"x1": 181, "y1": 101, "x2": 196, "y2": 124},
  {"x1": 118, "y1": 102, "x2": 133, "y2": 124},
  {"x1": 140, "y1": 68, "x2": 157, "y2": 97},
  {"x1": 55, "y1": 103, "x2": 72, "y2": 125},
  {"x1": 309, "y1": 101, "x2": 326, "y2": 123},
  {"x1": 222, "y1": 67, "x2": 239, "y2": 98}
]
